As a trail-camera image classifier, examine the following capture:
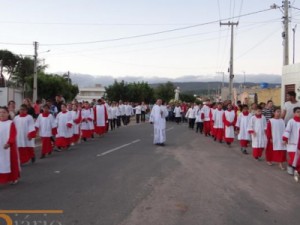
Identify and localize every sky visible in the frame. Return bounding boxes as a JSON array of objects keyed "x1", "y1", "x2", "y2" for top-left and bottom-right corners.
[{"x1": 0, "y1": 0, "x2": 300, "y2": 80}]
